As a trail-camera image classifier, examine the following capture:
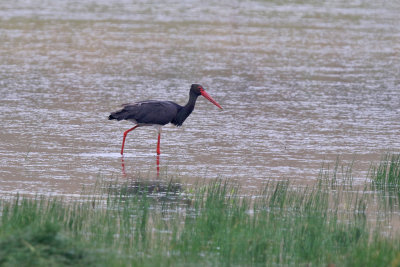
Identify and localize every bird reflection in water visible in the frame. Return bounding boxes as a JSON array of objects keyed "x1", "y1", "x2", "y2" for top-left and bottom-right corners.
[
  {"x1": 121, "y1": 154, "x2": 161, "y2": 178},
  {"x1": 121, "y1": 156, "x2": 127, "y2": 176},
  {"x1": 156, "y1": 154, "x2": 160, "y2": 177},
  {"x1": 109, "y1": 176, "x2": 182, "y2": 197}
]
